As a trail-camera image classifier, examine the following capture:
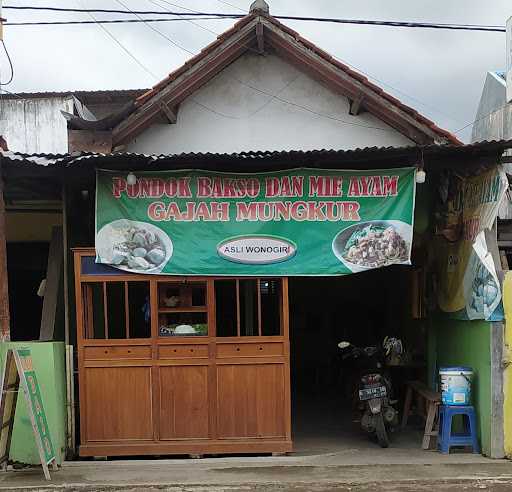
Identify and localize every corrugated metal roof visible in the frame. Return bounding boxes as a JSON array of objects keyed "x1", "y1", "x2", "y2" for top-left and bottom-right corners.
[
  {"x1": 0, "y1": 89, "x2": 147, "y2": 100},
  {"x1": 3, "y1": 140, "x2": 512, "y2": 171}
]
